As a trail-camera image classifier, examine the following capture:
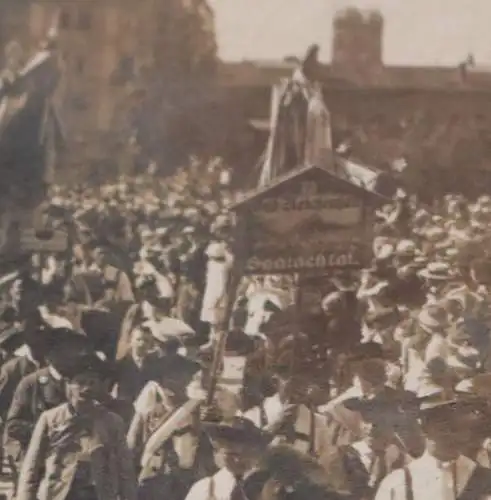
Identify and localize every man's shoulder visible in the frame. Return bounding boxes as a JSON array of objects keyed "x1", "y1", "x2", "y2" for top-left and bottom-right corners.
[
  {"x1": 319, "y1": 386, "x2": 361, "y2": 413},
  {"x1": 171, "y1": 355, "x2": 201, "y2": 372},
  {"x1": 94, "y1": 404, "x2": 127, "y2": 431},
  {"x1": 116, "y1": 355, "x2": 134, "y2": 368},
  {"x1": 41, "y1": 402, "x2": 72, "y2": 424},
  {"x1": 186, "y1": 475, "x2": 212, "y2": 498},
  {"x1": 468, "y1": 464, "x2": 491, "y2": 491},
  {"x1": 43, "y1": 403, "x2": 126, "y2": 432},
  {"x1": 1, "y1": 355, "x2": 33, "y2": 375},
  {"x1": 17, "y1": 367, "x2": 50, "y2": 389},
  {"x1": 377, "y1": 467, "x2": 406, "y2": 492},
  {"x1": 0, "y1": 356, "x2": 23, "y2": 376}
]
